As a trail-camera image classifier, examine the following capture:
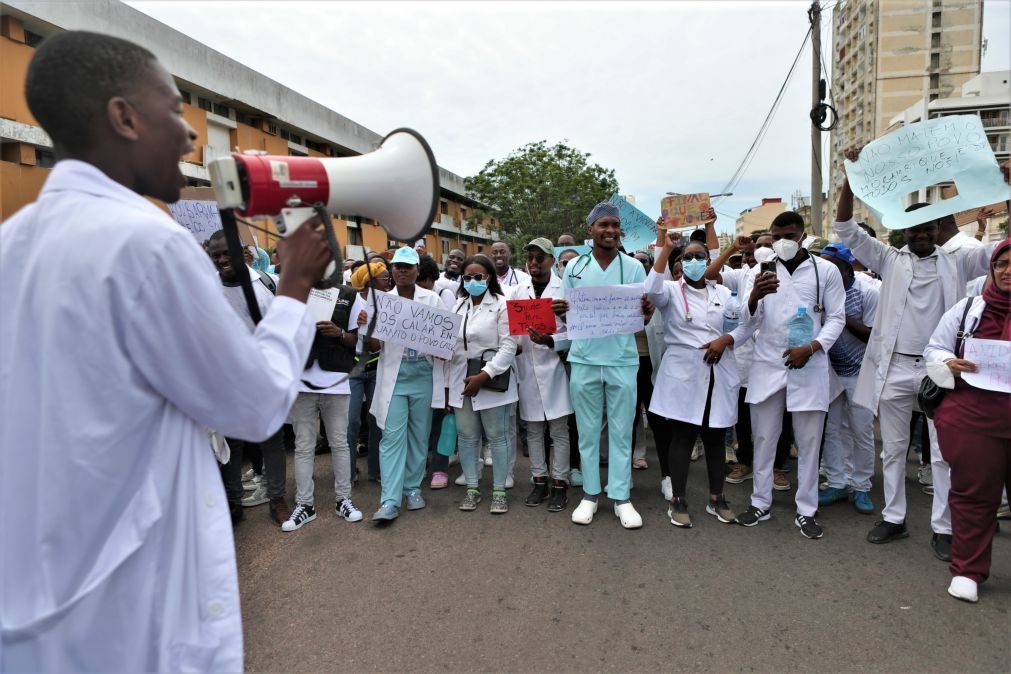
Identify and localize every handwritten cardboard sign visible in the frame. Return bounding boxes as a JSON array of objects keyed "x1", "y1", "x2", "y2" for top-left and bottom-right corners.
[
  {"x1": 506, "y1": 298, "x2": 556, "y2": 336},
  {"x1": 660, "y1": 193, "x2": 711, "y2": 229},
  {"x1": 607, "y1": 193, "x2": 656, "y2": 253},
  {"x1": 565, "y1": 283, "x2": 645, "y2": 340},
  {"x1": 167, "y1": 198, "x2": 258, "y2": 246},
  {"x1": 844, "y1": 115, "x2": 1011, "y2": 229},
  {"x1": 962, "y1": 338, "x2": 1011, "y2": 393},
  {"x1": 365, "y1": 292, "x2": 462, "y2": 359}
]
